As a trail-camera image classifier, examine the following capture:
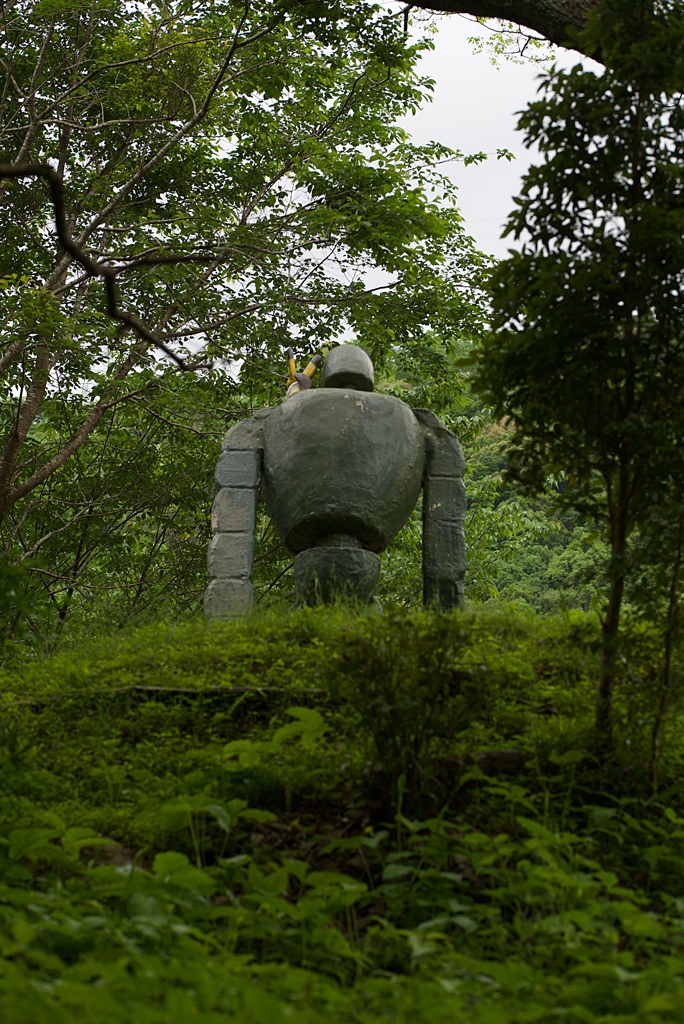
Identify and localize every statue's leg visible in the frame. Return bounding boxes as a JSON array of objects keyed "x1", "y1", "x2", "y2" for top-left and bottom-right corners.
[{"x1": 293, "y1": 539, "x2": 380, "y2": 606}]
